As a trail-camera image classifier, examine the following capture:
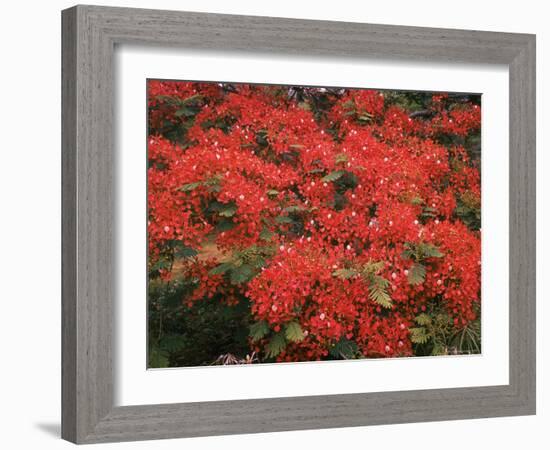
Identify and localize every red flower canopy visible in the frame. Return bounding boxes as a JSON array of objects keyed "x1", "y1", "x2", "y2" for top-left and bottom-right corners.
[{"x1": 147, "y1": 81, "x2": 481, "y2": 365}]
